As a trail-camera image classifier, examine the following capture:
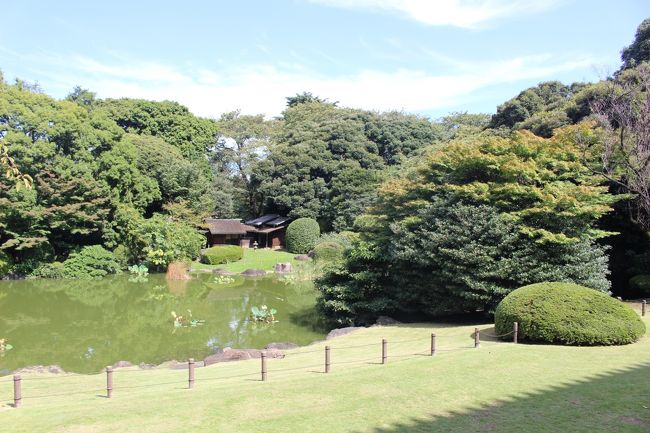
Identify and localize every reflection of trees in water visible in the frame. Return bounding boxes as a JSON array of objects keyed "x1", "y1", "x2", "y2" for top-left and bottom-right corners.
[{"x1": 0, "y1": 274, "x2": 322, "y2": 373}]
